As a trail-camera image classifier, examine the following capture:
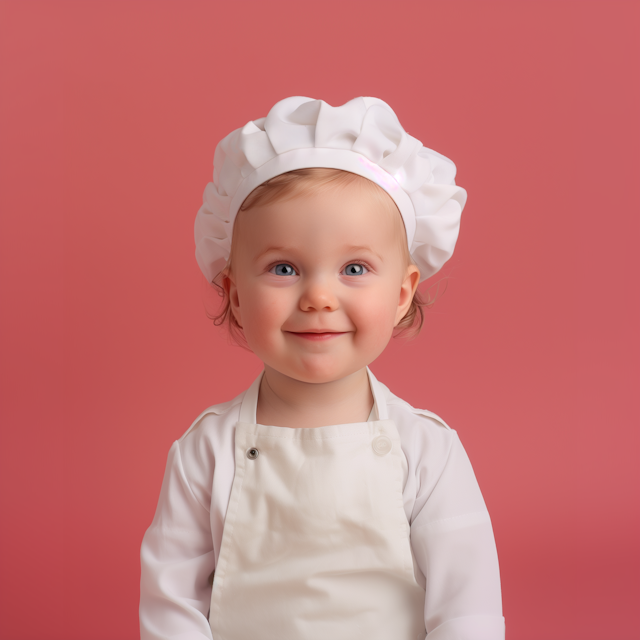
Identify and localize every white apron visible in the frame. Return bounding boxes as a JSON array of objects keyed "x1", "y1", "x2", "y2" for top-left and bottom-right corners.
[{"x1": 209, "y1": 371, "x2": 426, "y2": 640}]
